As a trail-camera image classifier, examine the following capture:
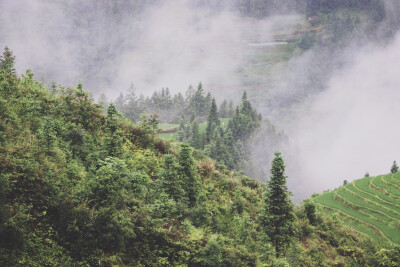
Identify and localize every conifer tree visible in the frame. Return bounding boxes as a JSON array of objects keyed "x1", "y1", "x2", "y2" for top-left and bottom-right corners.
[
  {"x1": 179, "y1": 115, "x2": 186, "y2": 131},
  {"x1": 219, "y1": 100, "x2": 228, "y2": 118},
  {"x1": 178, "y1": 115, "x2": 186, "y2": 141},
  {"x1": 190, "y1": 118, "x2": 201, "y2": 149},
  {"x1": 192, "y1": 82, "x2": 204, "y2": 116},
  {"x1": 160, "y1": 154, "x2": 186, "y2": 203},
  {"x1": 242, "y1": 90, "x2": 247, "y2": 101},
  {"x1": 0, "y1": 47, "x2": 16, "y2": 75},
  {"x1": 102, "y1": 103, "x2": 123, "y2": 157},
  {"x1": 209, "y1": 130, "x2": 225, "y2": 163},
  {"x1": 204, "y1": 92, "x2": 212, "y2": 115},
  {"x1": 39, "y1": 116, "x2": 57, "y2": 154},
  {"x1": 259, "y1": 151, "x2": 295, "y2": 257},
  {"x1": 391, "y1": 161, "x2": 399, "y2": 173},
  {"x1": 228, "y1": 100, "x2": 234, "y2": 117},
  {"x1": 185, "y1": 124, "x2": 191, "y2": 140},
  {"x1": 224, "y1": 128, "x2": 240, "y2": 169},
  {"x1": 178, "y1": 144, "x2": 199, "y2": 207},
  {"x1": 206, "y1": 98, "x2": 219, "y2": 142}
]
